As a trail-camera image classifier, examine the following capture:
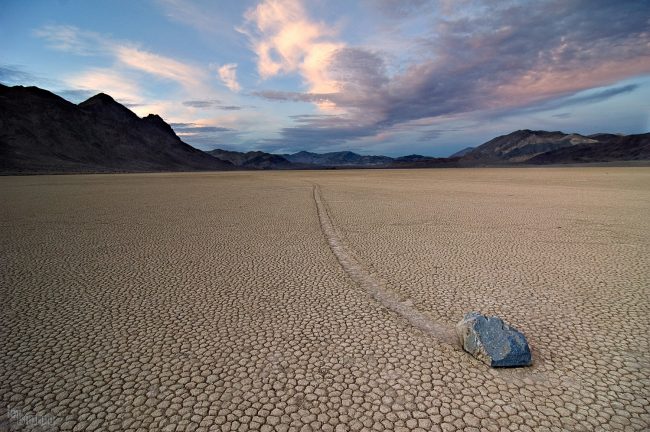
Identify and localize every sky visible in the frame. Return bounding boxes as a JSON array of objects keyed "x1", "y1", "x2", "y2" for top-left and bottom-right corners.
[{"x1": 1, "y1": 0, "x2": 649, "y2": 157}]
